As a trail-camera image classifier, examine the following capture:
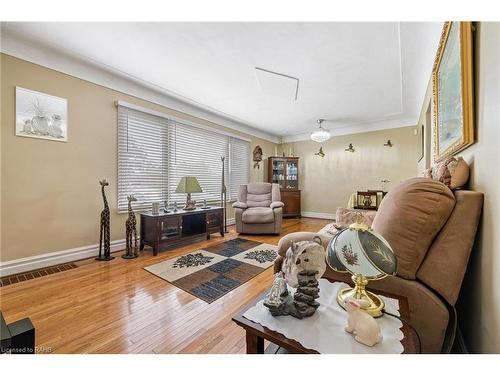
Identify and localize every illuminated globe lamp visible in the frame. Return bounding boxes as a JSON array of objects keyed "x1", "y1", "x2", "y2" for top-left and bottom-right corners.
[{"x1": 326, "y1": 216, "x2": 397, "y2": 317}]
